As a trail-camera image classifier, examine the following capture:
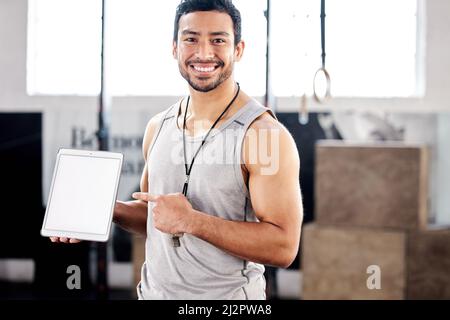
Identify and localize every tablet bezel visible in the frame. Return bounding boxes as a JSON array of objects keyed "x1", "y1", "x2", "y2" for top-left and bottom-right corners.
[{"x1": 41, "y1": 148, "x2": 123, "y2": 242}]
